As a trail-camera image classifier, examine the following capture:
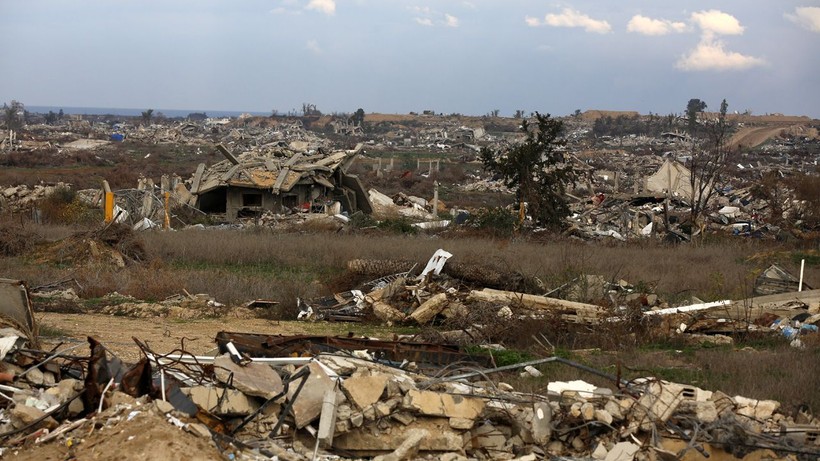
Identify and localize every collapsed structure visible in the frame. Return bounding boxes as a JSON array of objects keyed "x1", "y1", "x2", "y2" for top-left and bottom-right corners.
[{"x1": 189, "y1": 143, "x2": 372, "y2": 221}]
